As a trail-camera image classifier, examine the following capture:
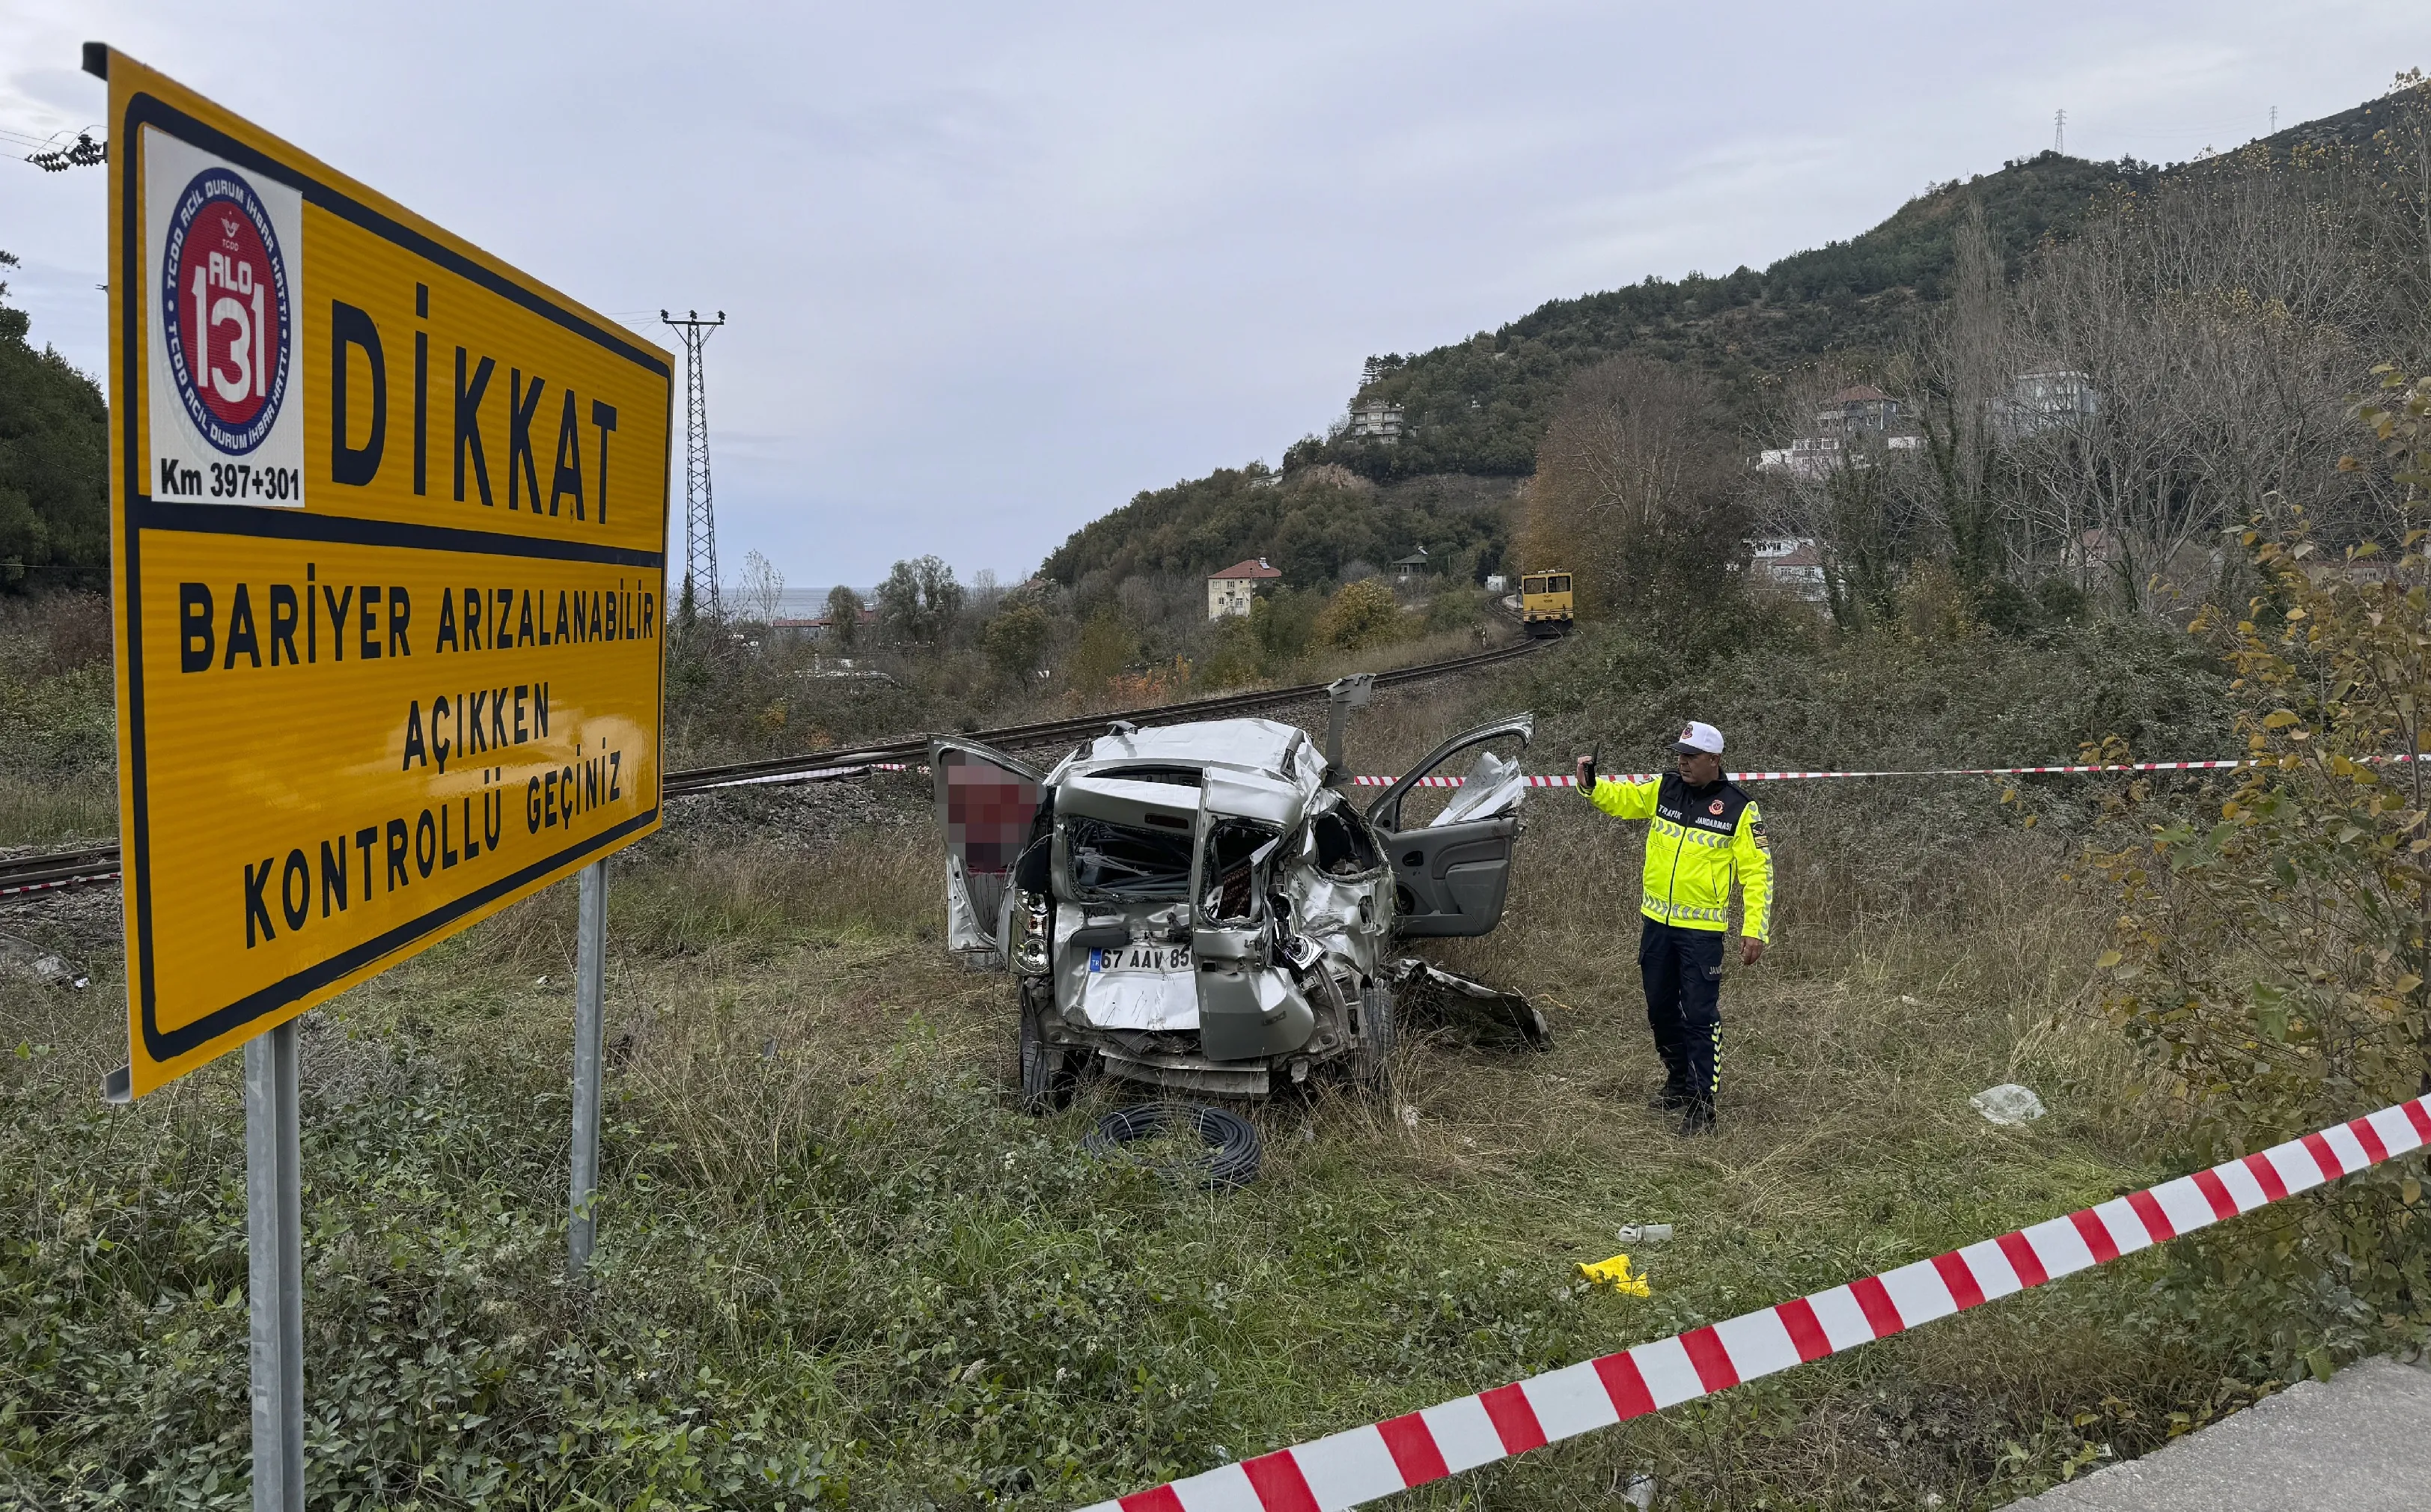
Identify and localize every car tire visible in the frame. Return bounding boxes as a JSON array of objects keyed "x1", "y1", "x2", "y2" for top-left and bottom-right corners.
[
  {"x1": 1018, "y1": 991, "x2": 1076, "y2": 1115},
  {"x1": 1355, "y1": 983, "x2": 1396, "y2": 1099}
]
